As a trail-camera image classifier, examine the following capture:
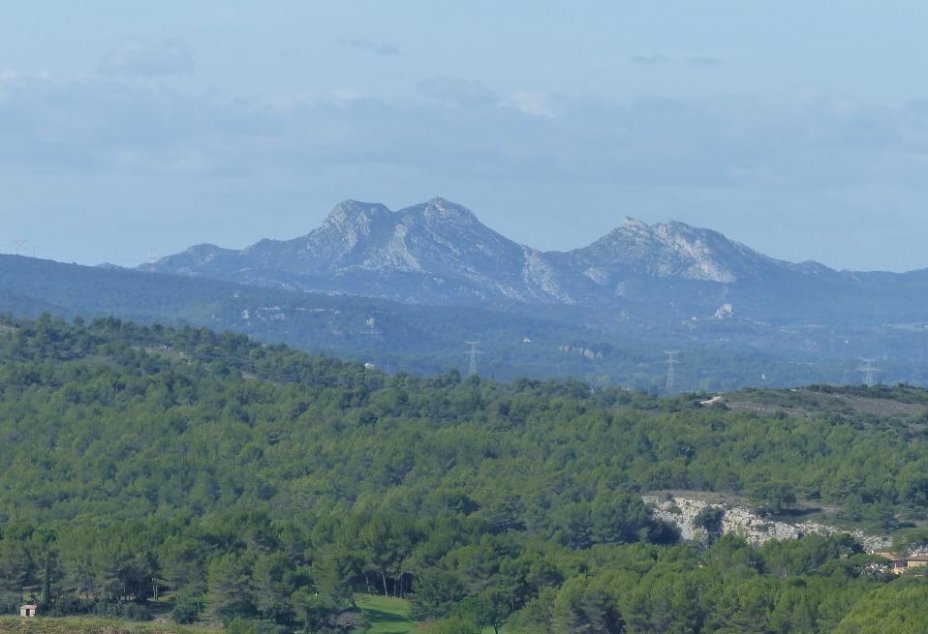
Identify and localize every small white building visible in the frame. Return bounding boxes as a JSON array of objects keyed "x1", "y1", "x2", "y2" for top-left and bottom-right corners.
[{"x1": 20, "y1": 604, "x2": 38, "y2": 618}]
